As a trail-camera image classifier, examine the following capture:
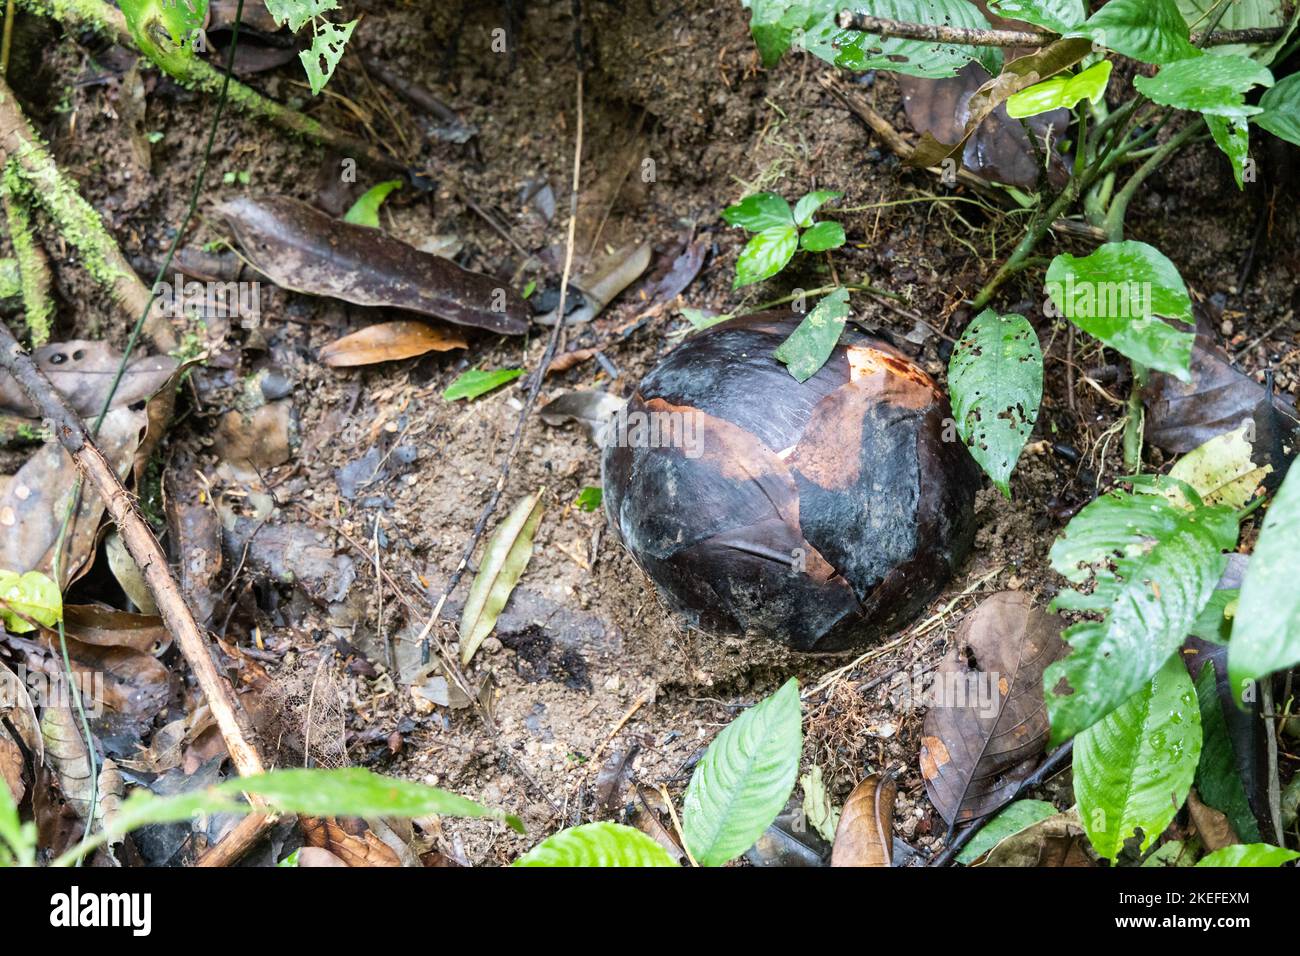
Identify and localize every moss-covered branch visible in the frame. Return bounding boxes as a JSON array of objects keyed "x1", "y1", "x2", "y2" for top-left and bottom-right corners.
[{"x1": 2, "y1": 160, "x2": 55, "y2": 345}]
